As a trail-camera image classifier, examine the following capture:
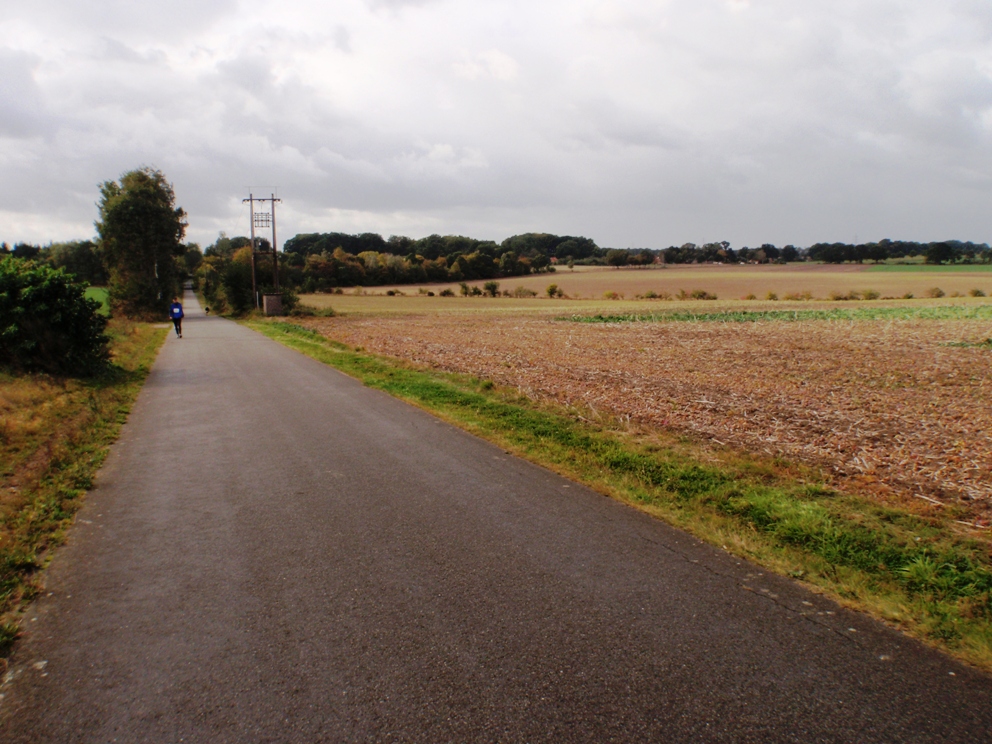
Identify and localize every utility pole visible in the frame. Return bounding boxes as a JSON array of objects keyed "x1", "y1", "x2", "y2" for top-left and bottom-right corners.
[
  {"x1": 246, "y1": 193, "x2": 258, "y2": 308},
  {"x1": 243, "y1": 192, "x2": 283, "y2": 305},
  {"x1": 270, "y1": 193, "x2": 280, "y2": 290}
]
